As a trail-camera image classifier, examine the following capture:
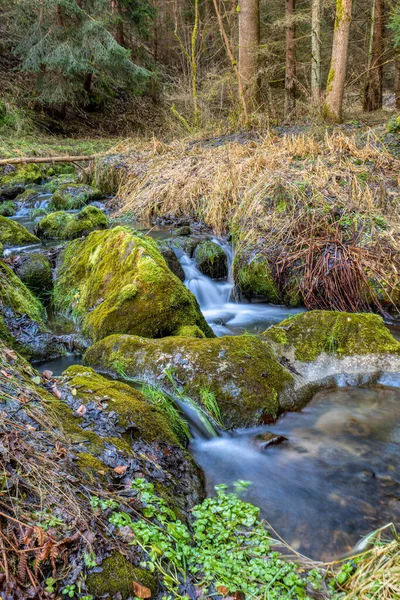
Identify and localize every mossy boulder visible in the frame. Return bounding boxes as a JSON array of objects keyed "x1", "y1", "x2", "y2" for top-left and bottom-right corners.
[
  {"x1": 233, "y1": 253, "x2": 280, "y2": 302},
  {"x1": 35, "y1": 206, "x2": 107, "y2": 240},
  {"x1": 263, "y1": 310, "x2": 400, "y2": 362},
  {"x1": 87, "y1": 553, "x2": 157, "y2": 600},
  {"x1": 50, "y1": 183, "x2": 102, "y2": 210},
  {"x1": 44, "y1": 174, "x2": 75, "y2": 193},
  {"x1": 165, "y1": 235, "x2": 200, "y2": 257},
  {"x1": 54, "y1": 227, "x2": 213, "y2": 342},
  {"x1": 0, "y1": 261, "x2": 52, "y2": 359},
  {"x1": 15, "y1": 188, "x2": 40, "y2": 203},
  {"x1": 157, "y1": 240, "x2": 185, "y2": 280},
  {"x1": 63, "y1": 365, "x2": 181, "y2": 445},
  {"x1": 0, "y1": 215, "x2": 40, "y2": 246},
  {"x1": 194, "y1": 240, "x2": 227, "y2": 279},
  {"x1": 0, "y1": 200, "x2": 17, "y2": 216},
  {"x1": 84, "y1": 333, "x2": 294, "y2": 428},
  {"x1": 15, "y1": 253, "x2": 52, "y2": 302},
  {"x1": 174, "y1": 225, "x2": 191, "y2": 236},
  {"x1": 0, "y1": 164, "x2": 42, "y2": 198}
]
